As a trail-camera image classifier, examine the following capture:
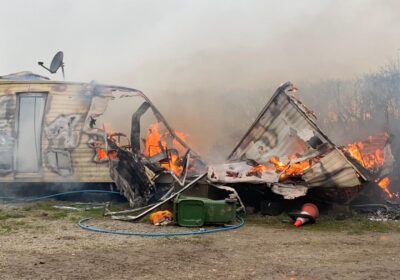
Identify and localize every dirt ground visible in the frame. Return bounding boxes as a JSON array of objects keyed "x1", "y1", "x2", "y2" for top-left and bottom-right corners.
[{"x1": 1, "y1": 202, "x2": 400, "y2": 280}]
